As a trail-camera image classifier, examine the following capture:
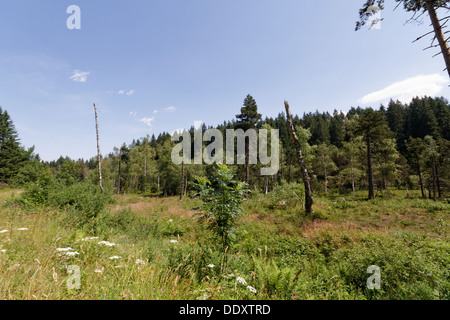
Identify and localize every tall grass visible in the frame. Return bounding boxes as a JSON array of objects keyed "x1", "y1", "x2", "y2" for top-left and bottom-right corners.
[{"x1": 0, "y1": 186, "x2": 449, "y2": 300}]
